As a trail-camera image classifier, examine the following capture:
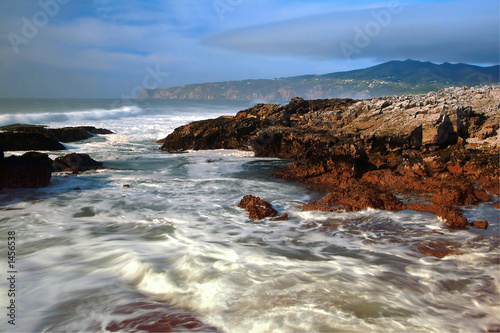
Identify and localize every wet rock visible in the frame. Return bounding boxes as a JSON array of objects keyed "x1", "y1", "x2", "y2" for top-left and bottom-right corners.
[
  {"x1": 0, "y1": 124, "x2": 113, "y2": 151},
  {"x1": 470, "y1": 220, "x2": 488, "y2": 229},
  {"x1": 417, "y1": 242, "x2": 463, "y2": 258},
  {"x1": 408, "y1": 203, "x2": 469, "y2": 229},
  {"x1": 162, "y1": 85, "x2": 499, "y2": 231},
  {"x1": 271, "y1": 213, "x2": 289, "y2": 221},
  {"x1": 494, "y1": 204, "x2": 500, "y2": 209},
  {"x1": 105, "y1": 301, "x2": 220, "y2": 332},
  {"x1": 0, "y1": 132, "x2": 66, "y2": 151},
  {"x1": 0, "y1": 152, "x2": 52, "y2": 189},
  {"x1": 238, "y1": 195, "x2": 278, "y2": 220},
  {"x1": 302, "y1": 182, "x2": 405, "y2": 213},
  {"x1": 53, "y1": 153, "x2": 103, "y2": 173}
]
